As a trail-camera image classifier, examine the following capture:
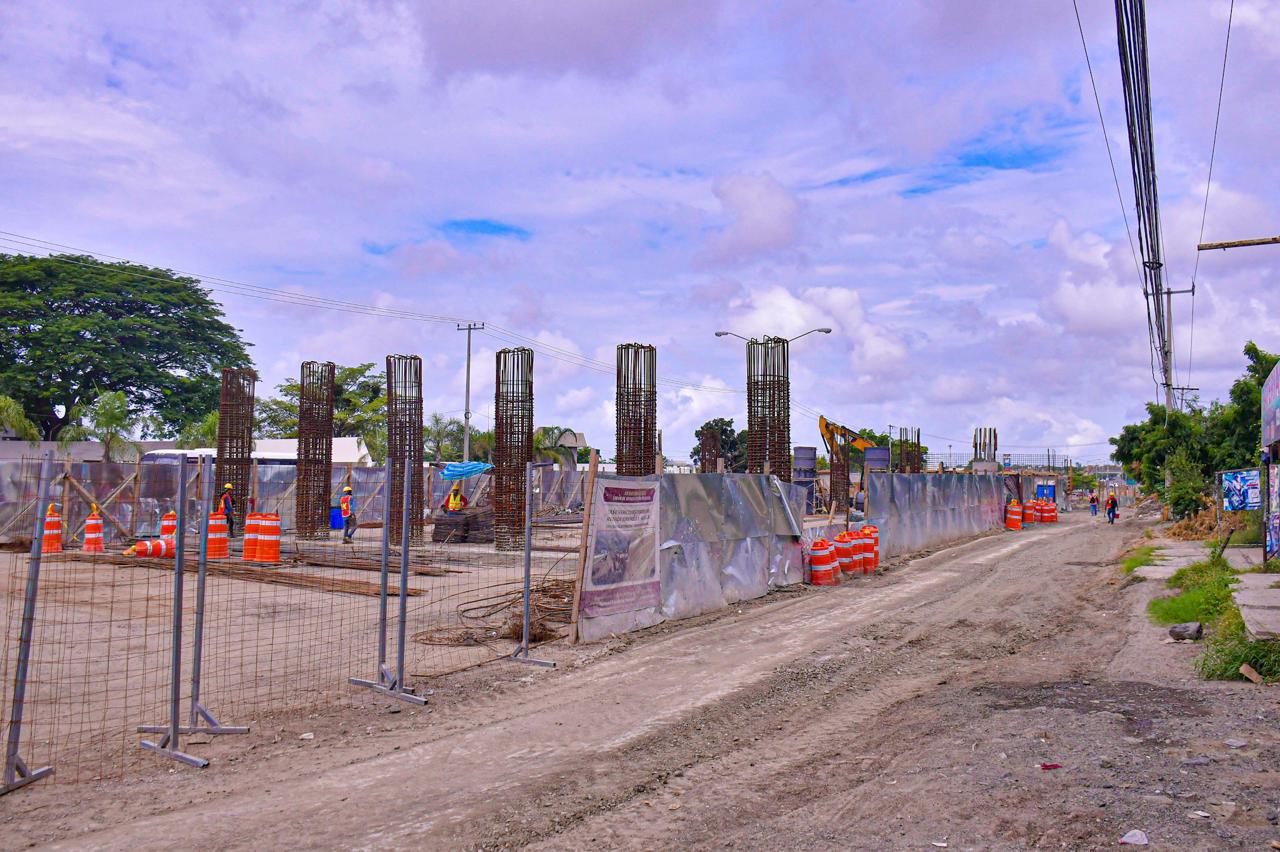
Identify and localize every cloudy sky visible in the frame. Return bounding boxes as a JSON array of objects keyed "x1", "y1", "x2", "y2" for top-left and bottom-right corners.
[{"x1": 2, "y1": 0, "x2": 1277, "y2": 463}]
